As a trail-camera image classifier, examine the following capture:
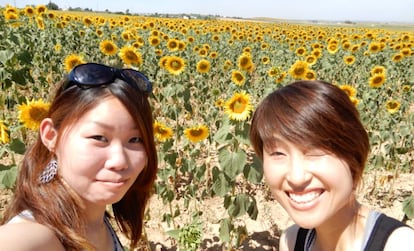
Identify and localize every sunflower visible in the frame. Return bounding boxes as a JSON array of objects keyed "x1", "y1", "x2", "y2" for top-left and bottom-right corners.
[
  {"x1": 159, "y1": 56, "x2": 169, "y2": 69},
  {"x1": 238, "y1": 53, "x2": 254, "y2": 71},
  {"x1": 231, "y1": 70, "x2": 246, "y2": 86},
  {"x1": 369, "y1": 73, "x2": 386, "y2": 88},
  {"x1": 261, "y1": 56, "x2": 270, "y2": 64},
  {"x1": 327, "y1": 43, "x2": 339, "y2": 54},
  {"x1": 385, "y1": 100, "x2": 401, "y2": 114},
  {"x1": 275, "y1": 72, "x2": 287, "y2": 83},
  {"x1": 24, "y1": 6, "x2": 36, "y2": 17},
  {"x1": 153, "y1": 121, "x2": 173, "y2": 142},
  {"x1": 118, "y1": 46, "x2": 143, "y2": 66},
  {"x1": 99, "y1": 40, "x2": 118, "y2": 56},
  {"x1": 305, "y1": 55, "x2": 317, "y2": 65},
  {"x1": 295, "y1": 47, "x2": 307, "y2": 57},
  {"x1": 343, "y1": 55, "x2": 355, "y2": 65},
  {"x1": 304, "y1": 69, "x2": 316, "y2": 80},
  {"x1": 289, "y1": 60, "x2": 309, "y2": 79},
  {"x1": 268, "y1": 67, "x2": 279, "y2": 77},
  {"x1": 223, "y1": 60, "x2": 233, "y2": 71},
  {"x1": 368, "y1": 42, "x2": 381, "y2": 53},
  {"x1": 339, "y1": 85, "x2": 357, "y2": 97},
  {"x1": 36, "y1": 16, "x2": 45, "y2": 30},
  {"x1": 166, "y1": 38, "x2": 179, "y2": 51},
  {"x1": 196, "y1": 59, "x2": 211, "y2": 74},
  {"x1": 224, "y1": 91, "x2": 253, "y2": 121},
  {"x1": 370, "y1": 66, "x2": 386, "y2": 75},
  {"x1": 0, "y1": 120, "x2": 9, "y2": 144},
  {"x1": 184, "y1": 125, "x2": 209, "y2": 143},
  {"x1": 215, "y1": 98, "x2": 224, "y2": 107},
  {"x1": 402, "y1": 85, "x2": 411, "y2": 92},
  {"x1": 165, "y1": 56, "x2": 186, "y2": 75},
  {"x1": 18, "y1": 99, "x2": 50, "y2": 130},
  {"x1": 349, "y1": 96, "x2": 359, "y2": 106},
  {"x1": 148, "y1": 36, "x2": 160, "y2": 46},
  {"x1": 391, "y1": 53, "x2": 404, "y2": 62},
  {"x1": 64, "y1": 54, "x2": 85, "y2": 73}
]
